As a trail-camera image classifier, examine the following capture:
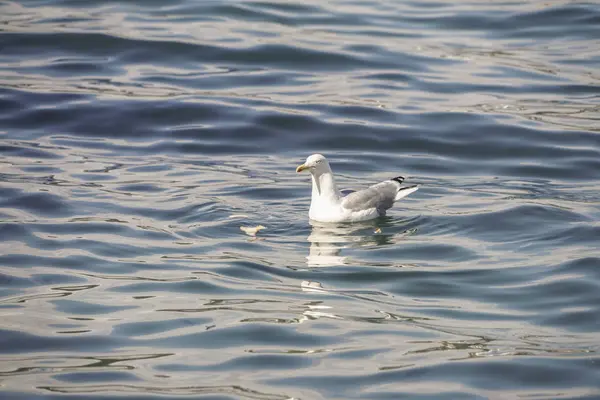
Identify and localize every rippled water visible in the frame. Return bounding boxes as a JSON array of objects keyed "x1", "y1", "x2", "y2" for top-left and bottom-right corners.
[{"x1": 1, "y1": 0, "x2": 600, "y2": 398}]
